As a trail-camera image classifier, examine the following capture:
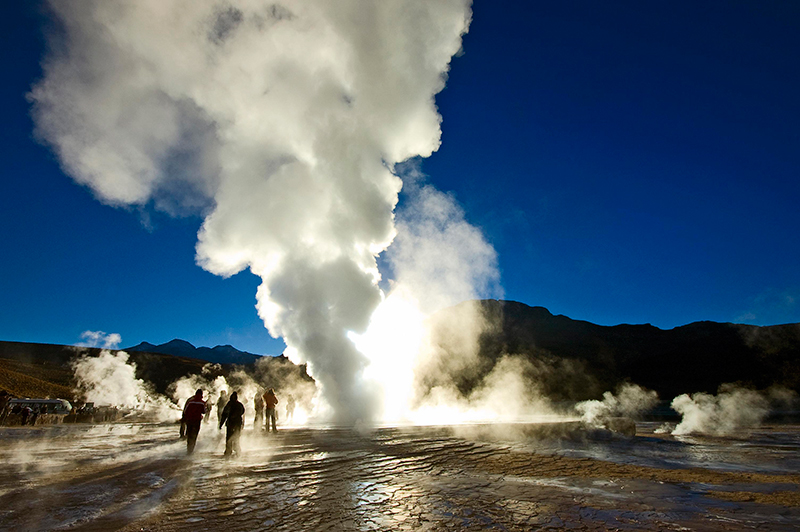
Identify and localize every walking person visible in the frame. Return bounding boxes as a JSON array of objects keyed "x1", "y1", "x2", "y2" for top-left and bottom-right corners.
[
  {"x1": 216, "y1": 390, "x2": 228, "y2": 429},
  {"x1": 253, "y1": 391, "x2": 264, "y2": 429},
  {"x1": 219, "y1": 391, "x2": 245, "y2": 458},
  {"x1": 204, "y1": 399, "x2": 212, "y2": 422},
  {"x1": 182, "y1": 389, "x2": 207, "y2": 455},
  {"x1": 263, "y1": 388, "x2": 279, "y2": 433}
]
